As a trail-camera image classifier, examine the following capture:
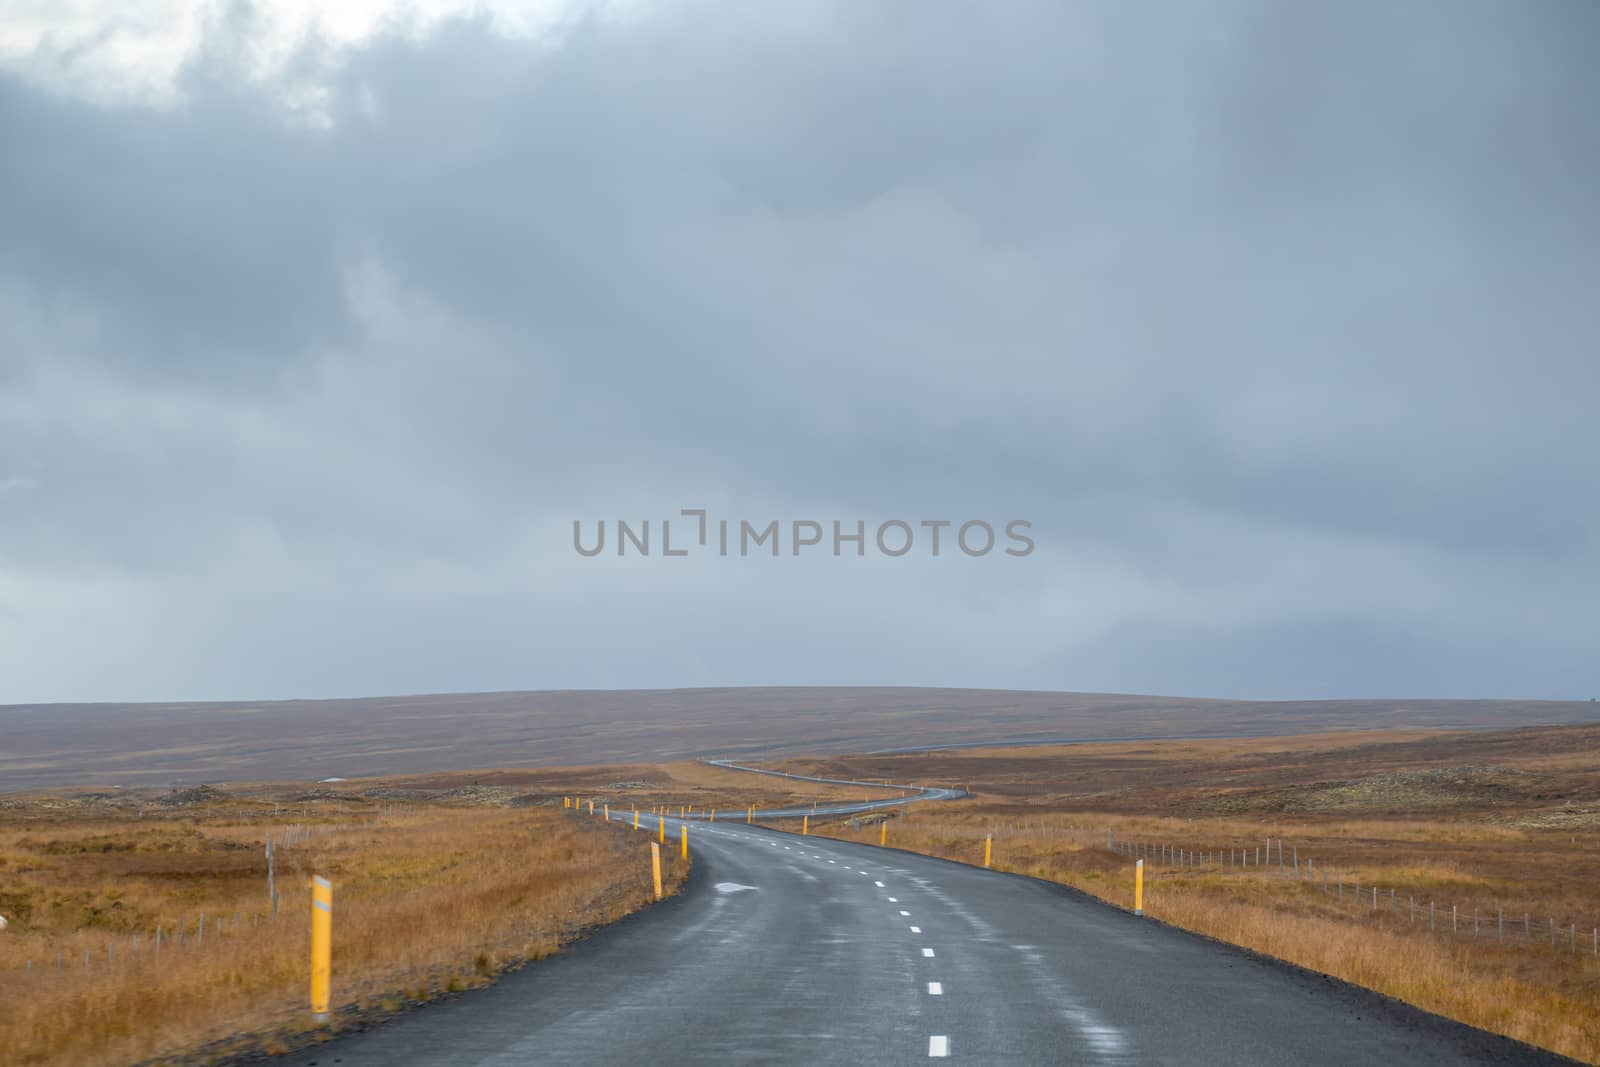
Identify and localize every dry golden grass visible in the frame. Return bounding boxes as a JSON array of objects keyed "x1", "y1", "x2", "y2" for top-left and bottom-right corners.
[
  {"x1": 0, "y1": 794, "x2": 685, "y2": 1067},
  {"x1": 772, "y1": 724, "x2": 1600, "y2": 1065}
]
